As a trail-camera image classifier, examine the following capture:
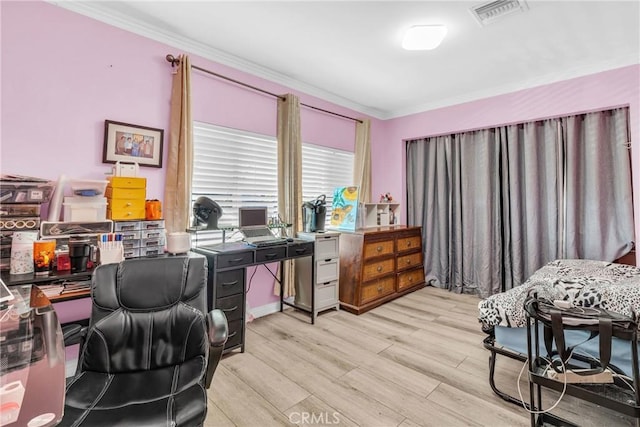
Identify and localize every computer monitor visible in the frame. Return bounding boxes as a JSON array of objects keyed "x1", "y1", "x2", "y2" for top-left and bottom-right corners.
[{"x1": 238, "y1": 207, "x2": 268, "y2": 228}]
